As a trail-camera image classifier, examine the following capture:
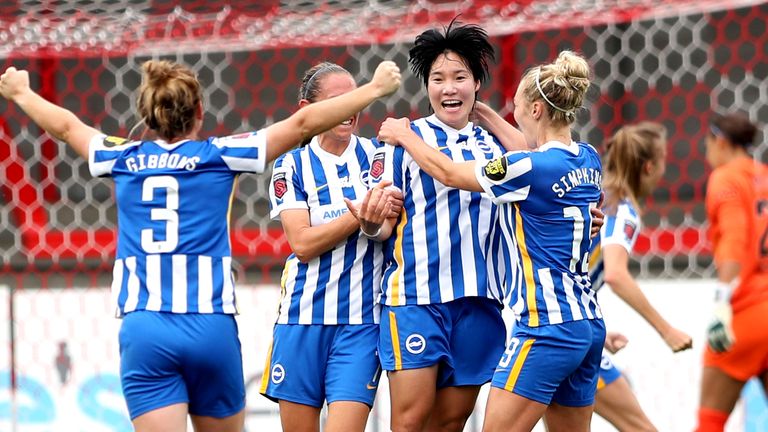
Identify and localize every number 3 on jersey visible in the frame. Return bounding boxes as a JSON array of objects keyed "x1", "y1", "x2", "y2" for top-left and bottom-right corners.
[{"x1": 141, "y1": 175, "x2": 179, "y2": 253}]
